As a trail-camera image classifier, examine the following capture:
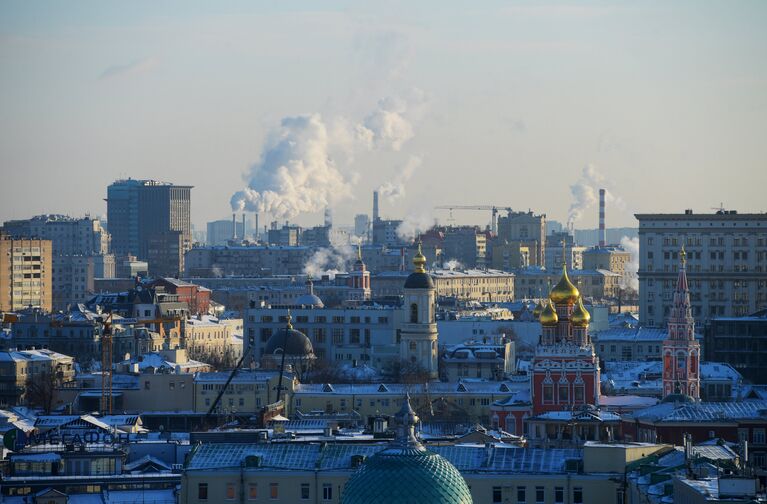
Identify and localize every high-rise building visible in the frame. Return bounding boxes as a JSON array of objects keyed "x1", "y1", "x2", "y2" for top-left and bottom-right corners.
[
  {"x1": 0, "y1": 234, "x2": 52, "y2": 312},
  {"x1": 107, "y1": 179, "x2": 192, "y2": 277},
  {"x1": 636, "y1": 210, "x2": 767, "y2": 327},
  {"x1": 497, "y1": 210, "x2": 546, "y2": 266},
  {"x1": 662, "y1": 247, "x2": 701, "y2": 400},
  {"x1": 354, "y1": 214, "x2": 370, "y2": 237},
  {"x1": 1, "y1": 215, "x2": 113, "y2": 310},
  {"x1": 442, "y1": 226, "x2": 486, "y2": 268},
  {"x1": 544, "y1": 231, "x2": 585, "y2": 271},
  {"x1": 206, "y1": 219, "x2": 246, "y2": 246}
]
